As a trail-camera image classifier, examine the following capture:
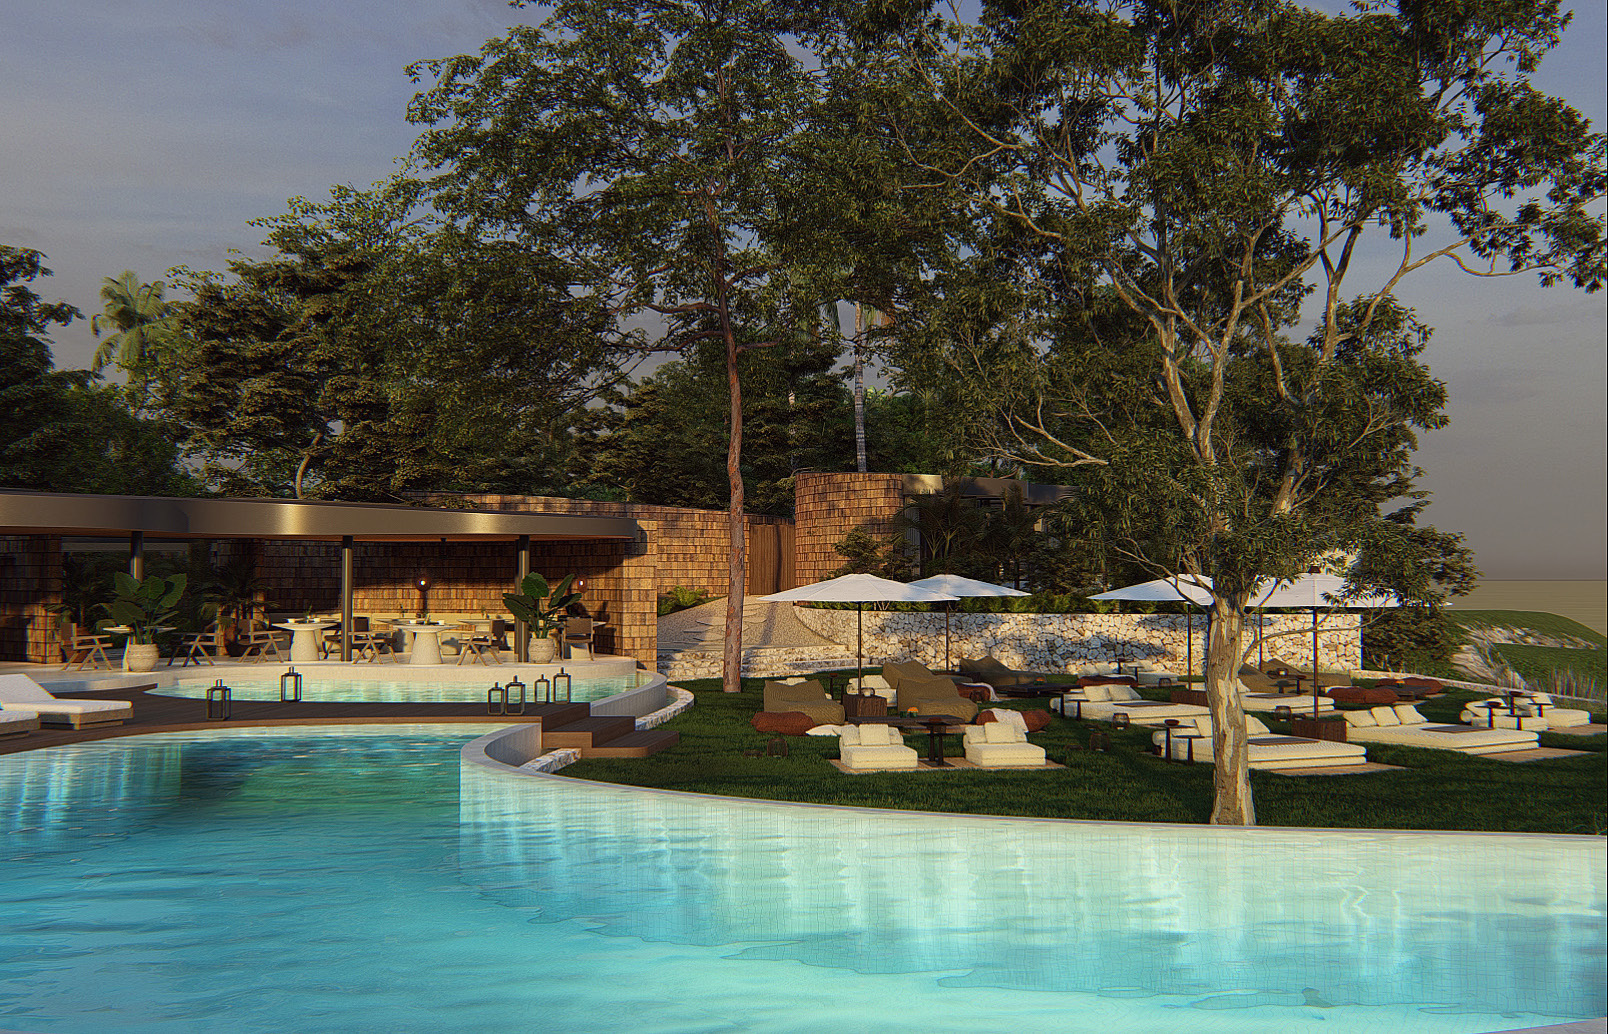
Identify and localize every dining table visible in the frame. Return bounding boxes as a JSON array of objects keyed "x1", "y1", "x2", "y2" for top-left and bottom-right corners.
[
  {"x1": 384, "y1": 619, "x2": 459, "y2": 665},
  {"x1": 273, "y1": 619, "x2": 337, "y2": 663}
]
